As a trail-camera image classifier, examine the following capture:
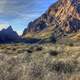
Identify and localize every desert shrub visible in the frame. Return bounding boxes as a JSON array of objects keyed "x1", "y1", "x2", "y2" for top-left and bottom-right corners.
[
  {"x1": 29, "y1": 46, "x2": 34, "y2": 50},
  {"x1": 27, "y1": 64, "x2": 44, "y2": 80},
  {"x1": 28, "y1": 45, "x2": 43, "y2": 52},
  {"x1": 68, "y1": 43, "x2": 74, "y2": 47},
  {"x1": 0, "y1": 46, "x2": 6, "y2": 49},
  {"x1": 50, "y1": 61, "x2": 75, "y2": 73},
  {"x1": 49, "y1": 50, "x2": 59, "y2": 56},
  {"x1": 35, "y1": 46, "x2": 43, "y2": 51},
  {"x1": 17, "y1": 49, "x2": 24, "y2": 53},
  {"x1": 62, "y1": 40, "x2": 74, "y2": 46},
  {"x1": 27, "y1": 49, "x2": 33, "y2": 53},
  {"x1": 12, "y1": 48, "x2": 17, "y2": 51}
]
